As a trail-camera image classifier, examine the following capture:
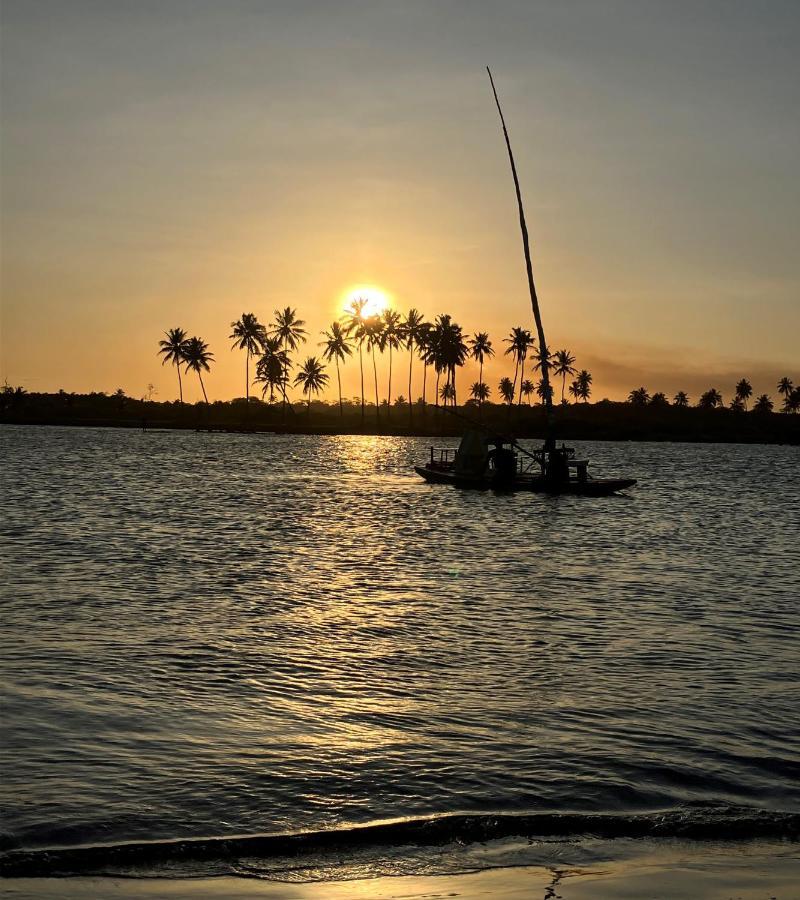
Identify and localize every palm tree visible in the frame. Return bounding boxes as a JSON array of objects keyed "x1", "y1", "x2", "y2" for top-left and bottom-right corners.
[
  {"x1": 650, "y1": 392, "x2": 668, "y2": 407},
  {"x1": 628, "y1": 387, "x2": 650, "y2": 406},
  {"x1": 504, "y1": 326, "x2": 533, "y2": 403},
  {"x1": 470, "y1": 381, "x2": 490, "y2": 403},
  {"x1": 182, "y1": 336, "x2": 213, "y2": 404},
  {"x1": 536, "y1": 378, "x2": 554, "y2": 406},
  {"x1": 787, "y1": 387, "x2": 800, "y2": 414},
  {"x1": 272, "y1": 307, "x2": 307, "y2": 417},
  {"x1": 320, "y1": 322, "x2": 352, "y2": 415},
  {"x1": 777, "y1": 377, "x2": 794, "y2": 411},
  {"x1": 293, "y1": 356, "x2": 329, "y2": 415},
  {"x1": 254, "y1": 337, "x2": 288, "y2": 404},
  {"x1": 698, "y1": 388, "x2": 723, "y2": 409},
  {"x1": 230, "y1": 313, "x2": 267, "y2": 403},
  {"x1": 729, "y1": 396, "x2": 745, "y2": 412},
  {"x1": 439, "y1": 382, "x2": 455, "y2": 405},
  {"x1": 735, "y1": 378, "x2": 752, "y2": 410},
  {"x1": 402, "y1": 309, "x2": 426, "y2": 421},
  {"x1": 468, "y1": 332, "x2": 494, "y2": 414},
  {"x1": 521, "y1": 379, "x2": 535, "y2": 405},
  {"x1": 673, "y1": 391, "x2": 689, "y2": 407},
  {"x1": 575, "y1": 370, "x2": 592, "y2": 403},
  {"x1": 363, "y1": 315, "x2": 384, "y2": 421},
  {"x1": 438, "y1": 316, "x2": 468, "y2": 406},
  {"x1": 157, "y1": 327, "x2": 189, "y2": 403},
  {"x1": 380, "y1": 309, "x2": 403, "y2": 415},
  {"x1": 552, "y1": 349, "x2": 577, "y2": 404},
  {"x1": 499, "y1": 376, "x2": 515, "y2": 405},
  {"x1": 342, "y1": 298, "x2": 368, "y2": 424},
  {"x1": 753, "y1": 394, "x2": 773, "y2": 414},
  {"x1": 568, "y1": 380, "x2": 581, "y2": 403}
]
